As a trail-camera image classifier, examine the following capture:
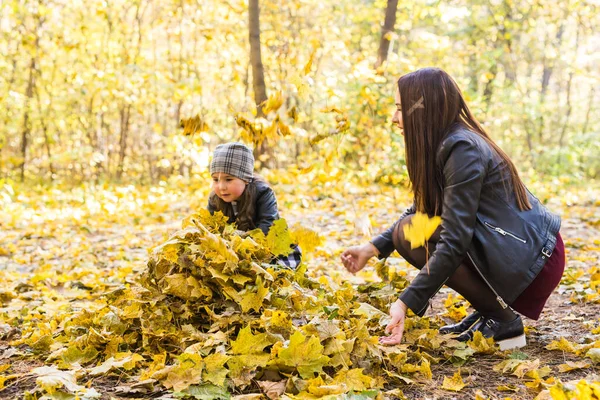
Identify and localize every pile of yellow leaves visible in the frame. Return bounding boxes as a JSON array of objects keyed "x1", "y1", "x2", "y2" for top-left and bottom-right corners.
[{"x1": 3, "y1": 208, "x2": 503, "y2": 399}]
